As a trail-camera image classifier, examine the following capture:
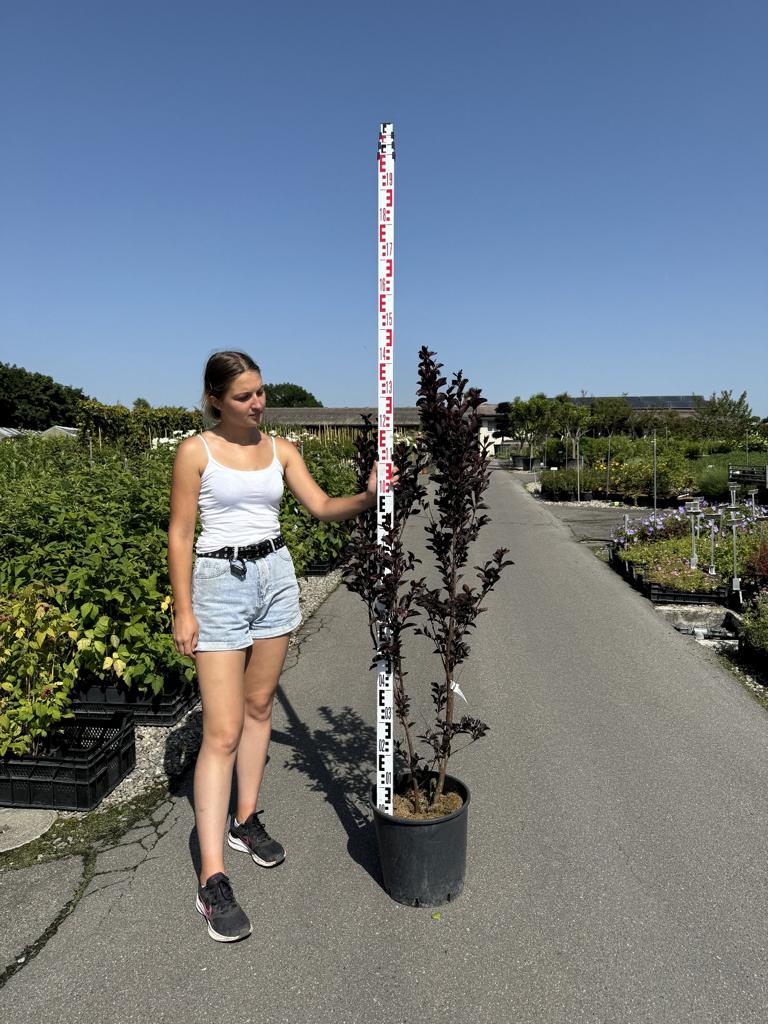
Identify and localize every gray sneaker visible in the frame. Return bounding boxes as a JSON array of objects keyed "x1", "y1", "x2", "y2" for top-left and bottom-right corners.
[
  {"x1": 195, "y1": 872, "x2": 252, "y2": 942},
  {"x1": 228, "y1": 811, "x2": 286, "y2": 867}
]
